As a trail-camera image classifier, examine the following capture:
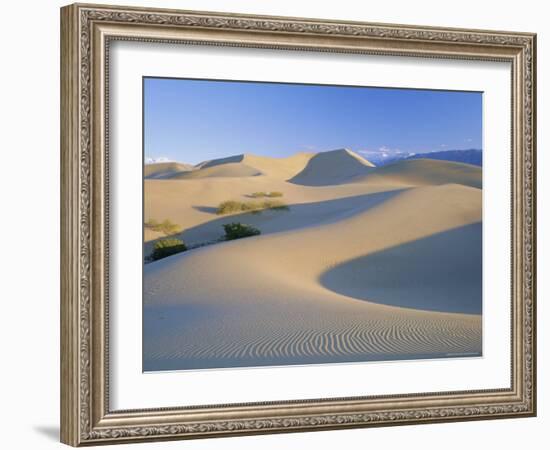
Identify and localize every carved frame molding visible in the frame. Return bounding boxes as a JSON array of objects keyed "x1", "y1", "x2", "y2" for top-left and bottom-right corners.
[{"x1": 60, "y1": 3, "x2": 536, "y2": 446}]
